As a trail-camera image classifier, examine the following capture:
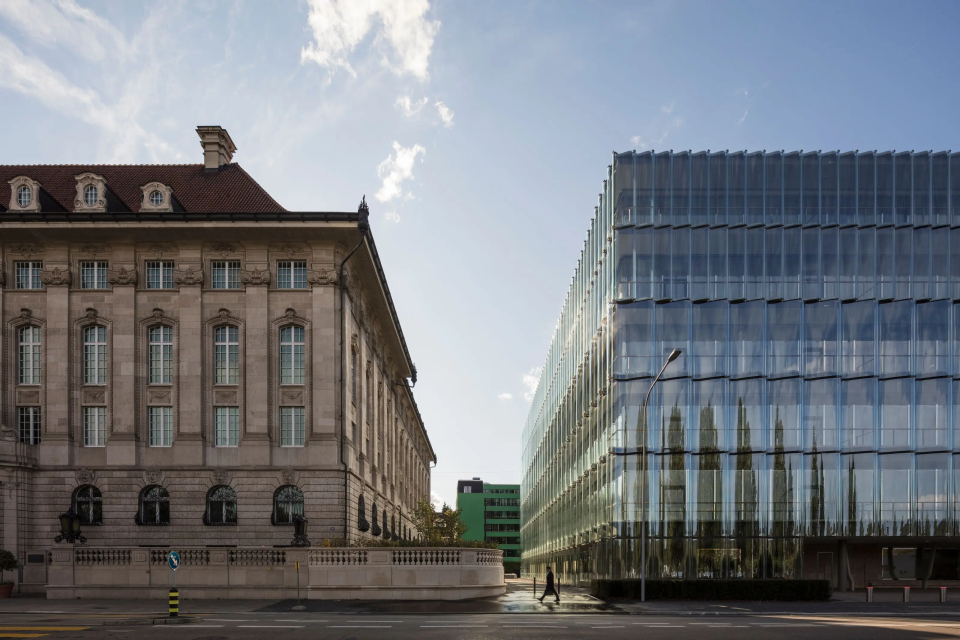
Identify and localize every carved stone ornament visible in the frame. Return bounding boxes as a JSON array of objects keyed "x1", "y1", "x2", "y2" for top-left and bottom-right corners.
[
  {"x1": 281, "y1": 467, "x2": 296, "y2": 485},
  {"x1": 239, "y1": 268, "x2": 270, "y2": 286},
  {"x1": 276, "y1": 243, "x2": 306, "y2": 257},
  {"x1": 209, "y1": 242, "x2": 236, "y2": 257},
  {"x1": 7, "y1": 176, "x2": 41, "y2": 212},
  {"x1": 307, "y1": 268, "x2": 338, "y2": 286},
  {"x1": 150, "y1": 308, "x2": 165, "y2": 321},
  {"x1": 173, "y1": 268, "x2": 203, "y2": 286},
  {"x1": 284, "y1": 308, "x2": 297, "y2": 320},
  {"x1": 39, "y1": 267, "x2": 71, "y2": 286},
  {"x1": 211, "y1": 468, "x2": 229, "y2": 485},
  {"x1": 107, "y1": 267, "x2": 137, "y2": 286},
  {"x1": 78, "y1": 244, "x2": 107, "y2": 256},
  {"x1": 73, "y1": 172, "x2": 107, "y2": 212},
  {"x1": 75, "y1": 468, "x2": 96, "y2": 485},
  {"x1": 148, "y1": 388, "x2": 171, "y2": 404},
  {"x1": 10, "y1": 243, "x2": 44, "y2": 258},
  {"x1": 143, "y1": 468, "x2": 163, "y2": 484},
  {"x1": 139, "y1": 182, "x2": 174, "y2": 213},
  {"x1": 19, "y1": 308, "x2": 31, "y2": 319},
  {"x1": 350, "y1": 333, "x2": 359, "y2": 351},
  {"x1": 144, "y1": 243, "x2": 171, "y2": 258},
  {"x1": 82, "y1": 388, "x2": 106, "y2": 404}
]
